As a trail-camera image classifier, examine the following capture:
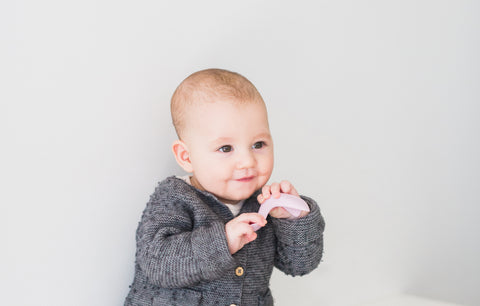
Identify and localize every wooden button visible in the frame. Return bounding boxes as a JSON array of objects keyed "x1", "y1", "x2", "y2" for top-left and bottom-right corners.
[{"x1": 235, "y1": 266, "x2": 244, "y2": 276}]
